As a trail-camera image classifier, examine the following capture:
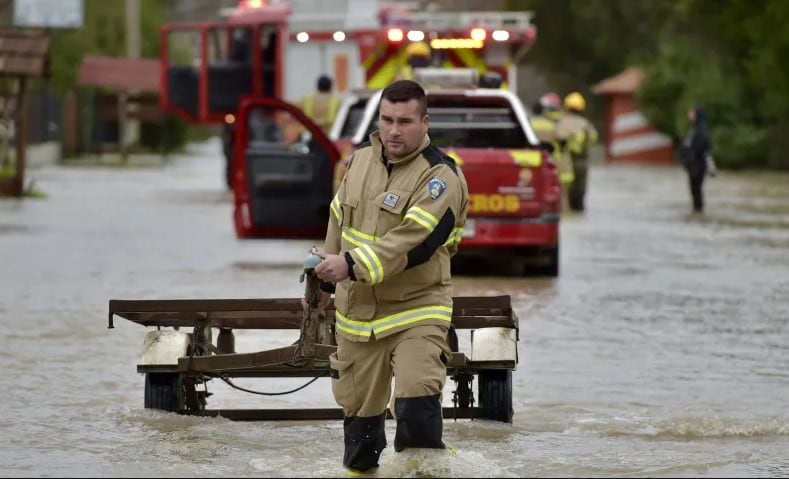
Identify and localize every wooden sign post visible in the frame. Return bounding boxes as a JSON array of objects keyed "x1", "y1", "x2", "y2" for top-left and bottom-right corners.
[{"x1": 0, "y1": 32, "x2": 50, "y2": 197}]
